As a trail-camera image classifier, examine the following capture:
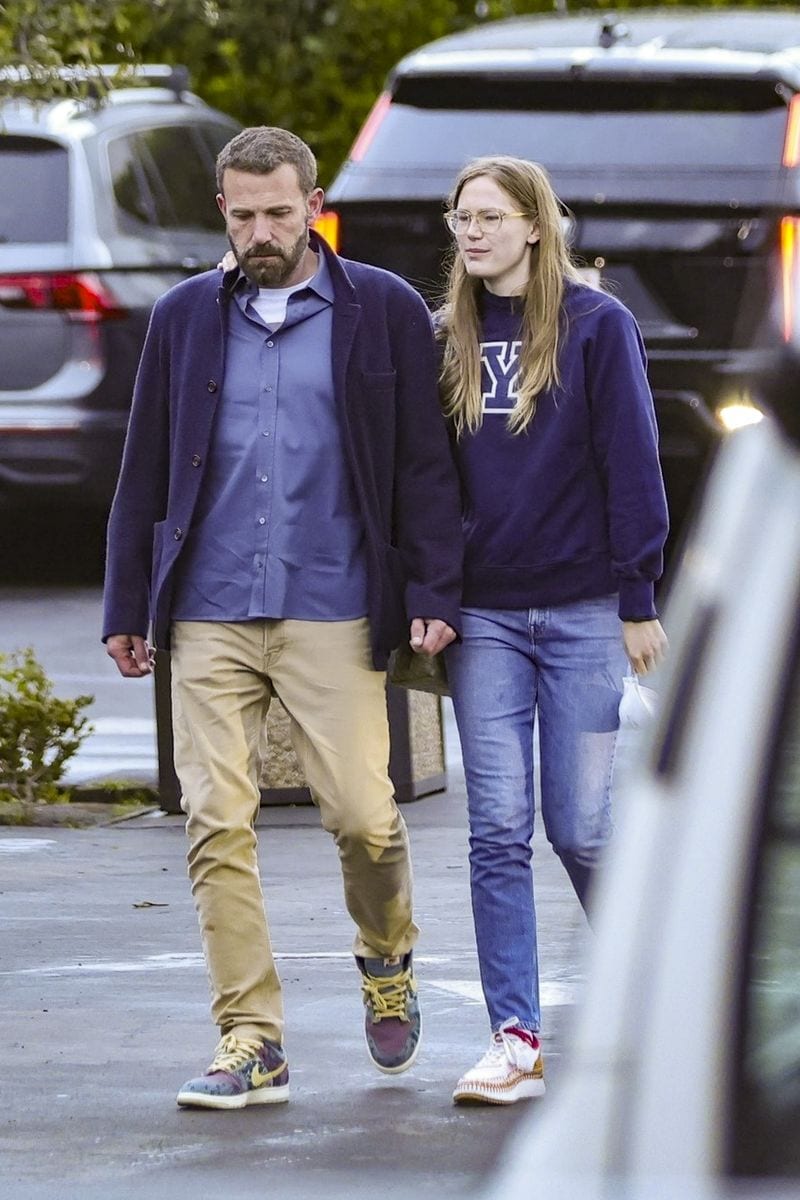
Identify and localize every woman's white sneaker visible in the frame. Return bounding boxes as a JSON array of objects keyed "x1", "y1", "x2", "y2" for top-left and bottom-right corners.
[{"x1": 452, "y1": 1017, "x2": 545, "y2": 1105}]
